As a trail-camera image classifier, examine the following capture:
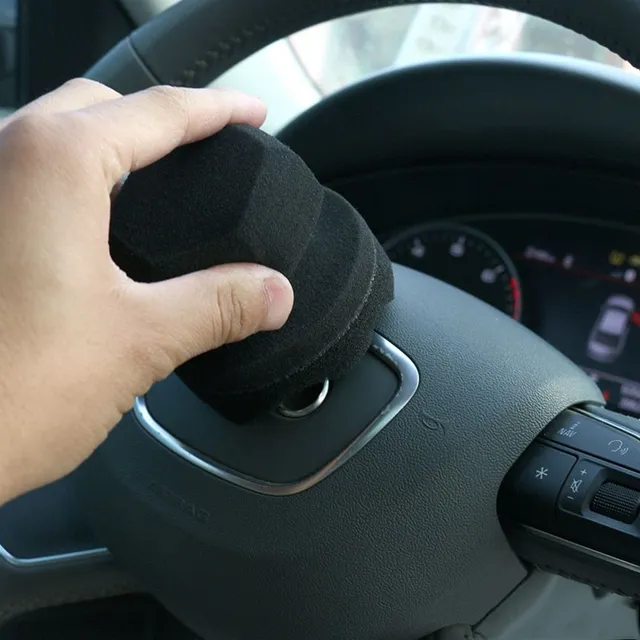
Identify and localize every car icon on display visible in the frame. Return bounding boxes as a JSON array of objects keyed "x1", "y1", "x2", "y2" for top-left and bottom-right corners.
[{"x1": 587, "y1": 294, "x2": 635, "y2": 364}]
